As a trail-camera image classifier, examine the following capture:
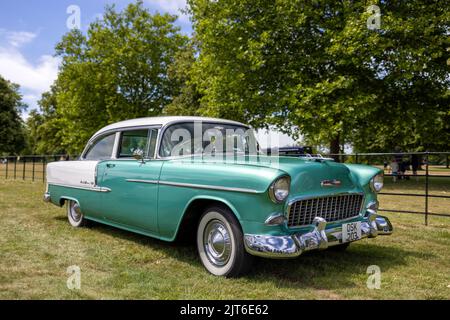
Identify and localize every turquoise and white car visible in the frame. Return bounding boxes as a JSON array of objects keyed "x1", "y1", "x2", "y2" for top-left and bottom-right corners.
[{"x1": 44, "y1": 116, "x2": 393, "y2": 277}]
